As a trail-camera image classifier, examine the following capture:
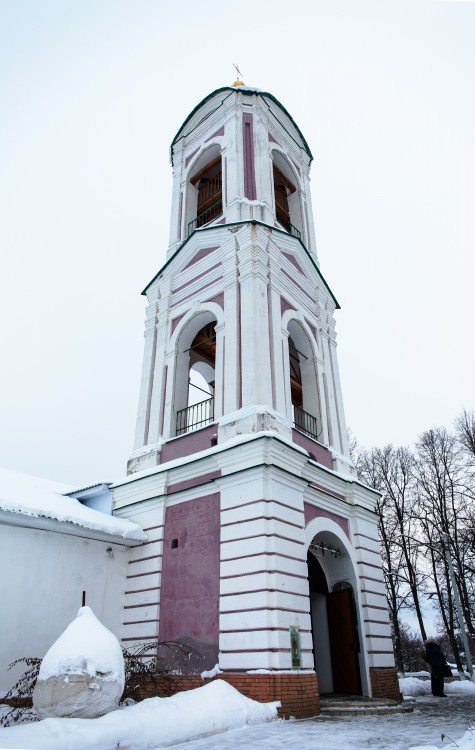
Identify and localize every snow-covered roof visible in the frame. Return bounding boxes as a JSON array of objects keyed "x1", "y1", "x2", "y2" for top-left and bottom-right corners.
[
  {"x1": 65, "y1": 482, "x2": 112, "y2": 496},
  {"x1": 0, "y1": 467, "x2": 146, "y2": 543}
]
